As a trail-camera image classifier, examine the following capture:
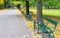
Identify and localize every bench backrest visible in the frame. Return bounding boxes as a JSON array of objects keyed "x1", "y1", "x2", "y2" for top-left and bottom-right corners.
[{"x1": 43, "y1": 17, "x2": 58, "y2": 26}]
